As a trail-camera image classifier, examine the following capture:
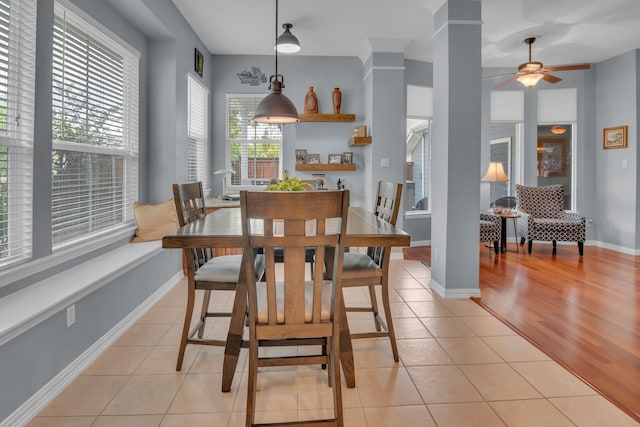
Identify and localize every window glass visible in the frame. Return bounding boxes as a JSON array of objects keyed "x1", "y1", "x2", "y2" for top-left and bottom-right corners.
[
  {"x1": 489, "y1": 123, "x2": 520, "y2": 201},
  {"x1": 405, "y1": 118, "x2": 430, "y2": 212},
  {"x1": 0, "y1": 0, "x2": 37, "y2": 269},
  {"x1": 187, "y1": 75, "x2": 209, "y2": 183},
  {"x1": 226, "y1": 95, "x2": 282, "y2": 190},
  {"x1": 51, "y1": 3, "x2": 139, "y2": 247},
  {"x1": 537, "y1": 124, "x2": 572, "y2": 210}
]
